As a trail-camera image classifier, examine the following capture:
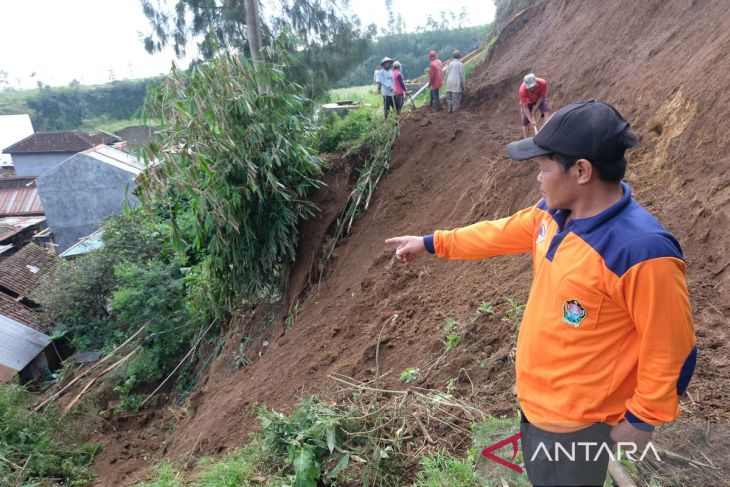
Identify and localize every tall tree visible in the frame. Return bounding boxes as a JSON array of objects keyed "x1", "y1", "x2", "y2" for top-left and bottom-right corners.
[{"x1": 140, "y1": 0, "x2": 374, "y2": 97}]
